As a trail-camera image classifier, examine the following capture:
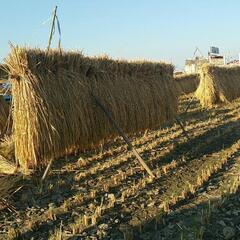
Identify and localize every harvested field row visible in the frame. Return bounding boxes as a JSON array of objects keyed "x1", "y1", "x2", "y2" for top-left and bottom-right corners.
[
  {"x1": 38, "y1": 119, "x2": 240, "y2": 239},
  {"x1": 1, "y1": 94, "x2": 240, "y2": 240},
  {"x1": 59, "y1": 103, "x2": 240, "y2": 182},
  {"x1": 138, "y1": 150, "x2": 240, "y2": 239}
]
